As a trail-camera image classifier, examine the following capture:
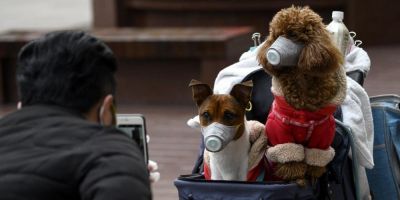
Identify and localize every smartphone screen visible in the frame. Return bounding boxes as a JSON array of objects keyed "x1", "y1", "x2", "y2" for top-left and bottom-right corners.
[{"x1": 116, "y1": 114, "x2": 148, "y2": 164}]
